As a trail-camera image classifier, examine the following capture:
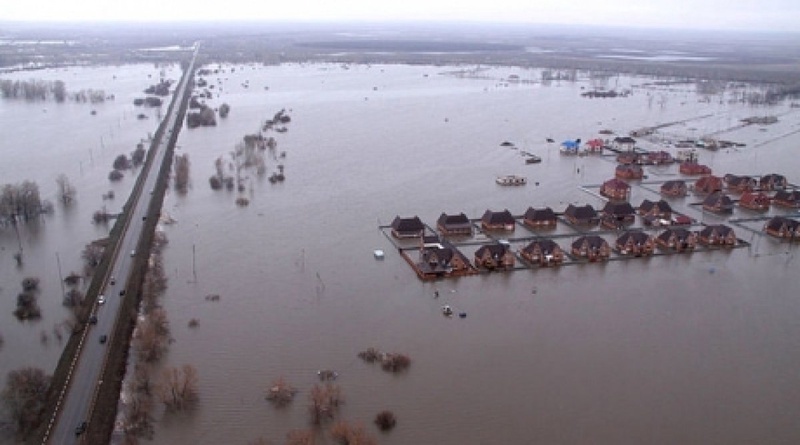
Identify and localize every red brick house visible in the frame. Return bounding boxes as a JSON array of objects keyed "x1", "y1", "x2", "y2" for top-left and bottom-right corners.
[
  {"x1": 615, "y1": 231, "x2": 655, "y2": 256},
  {"x1": 763, "y1": 216, "x2": 800, "y2": 240},
  {"x1": 571, "y1": 235, "x2": 611, "y2": 262},
  {"x1": 738, "y1": 192, "x2": 770, "y2": 211},
  {"x1": 474, "y1": 243, "x2": 515, "y2": 270},
  {"x1": 481, "y1": 209, "x2": 516, "y2": 231},
  {"x1": 436, "y1": 212, "x2": 473, "y2": 236},
  {"x1": 417, "y1": 241, "x2": 473, "y2": 278},
  {"x1": 522, "y1": 207, "x2": 557, "y2": 229},
  {"x1": 390, "y1": 216, "x2": 425, "y2": 238},
  {"x1": 601, "y1": 201, "x2": 636, "y2": 229},
  {"x1": 644, "y1": 150, "x2": 674, "y2": 165},
  {"x1": 638, "y1": 199, "x2": 673, "y2": 219},
  {"x1": 520, "y1": 239, "x2": 564, "y2": 266},
  {"x1": 600, "y1": 178, "x2": 631, "y2": 201},
  {"x1": 694, "y1": 175, "x2": 723, "y2": 195},
  {"x1": 656, "y1": 228, "x2": 697, "y2": 251},
  {"x1": 660, "y1": 180, "x2": 688, "y2": 197},
  {"x1": 615, "y1": 164, "x2": 644, "y2": 180},
  {"x1": 698, "y1": 224, "x2": 737, "y2": 246},
  {"x1": 680, "y1": 162, "x2": 712, "y2": 175},
  {"x1": 772, "y1": 190, "x2": 800, "y2": 209}
]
